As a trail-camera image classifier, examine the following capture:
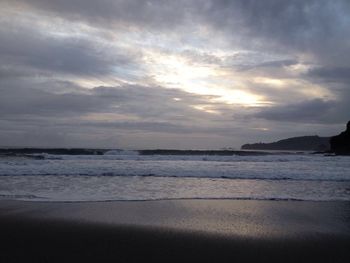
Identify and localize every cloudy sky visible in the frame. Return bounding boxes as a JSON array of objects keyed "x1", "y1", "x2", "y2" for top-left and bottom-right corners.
[{"x1": 0, "y1": 0, "x2": 349, "y2": 149}]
